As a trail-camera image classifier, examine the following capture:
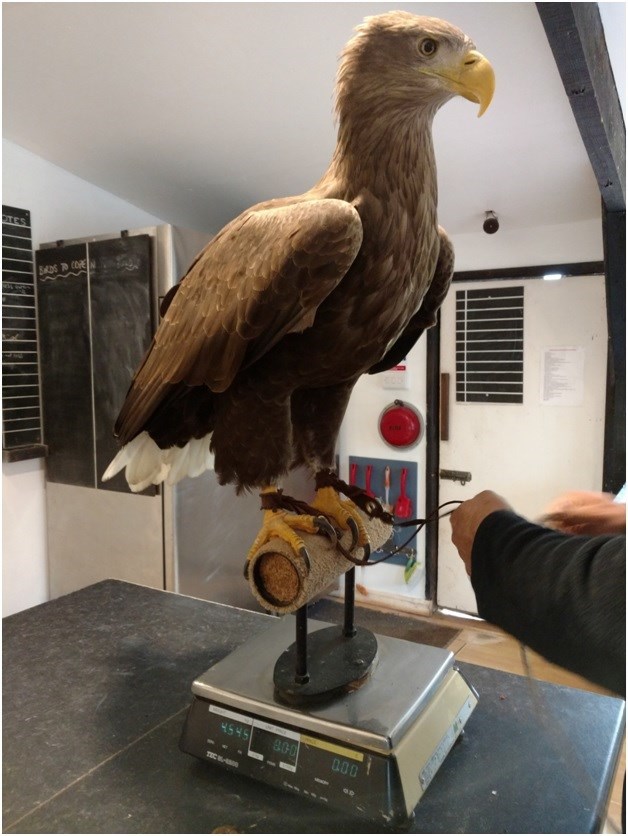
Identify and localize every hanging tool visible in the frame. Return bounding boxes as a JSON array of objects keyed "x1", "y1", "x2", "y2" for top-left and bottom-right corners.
[
  {"x1": 383, "y1": 465, "x2": 393, "y2": 514},
  {"x1": 365, "y1": 464, "x2": 375, "y2": 498},
  {"x1": 404, "y1": 551, "x2": 418, "y2": 584},
  {"x1": 394, "y1": 467, "x2": 413, "y2": 519},
  {"x1": 350, "y1": 461, "x2": 358, "y2": 487}
]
